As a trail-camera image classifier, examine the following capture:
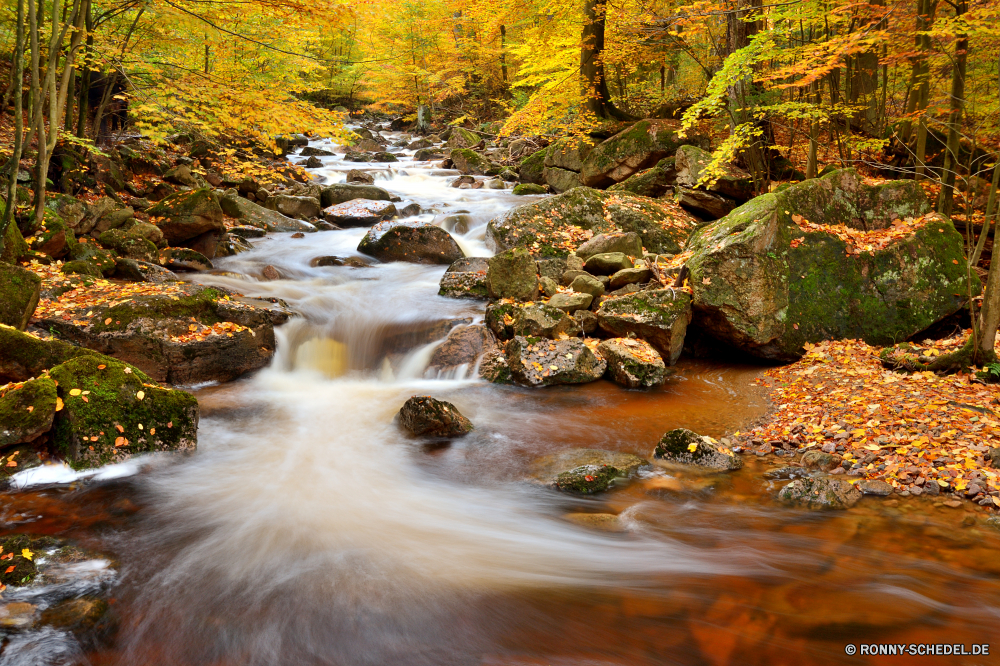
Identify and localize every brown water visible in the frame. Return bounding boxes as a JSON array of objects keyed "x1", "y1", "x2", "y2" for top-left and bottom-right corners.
[{"x1": 3, "y1": 133, "x2": 999, "y2": 665}]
